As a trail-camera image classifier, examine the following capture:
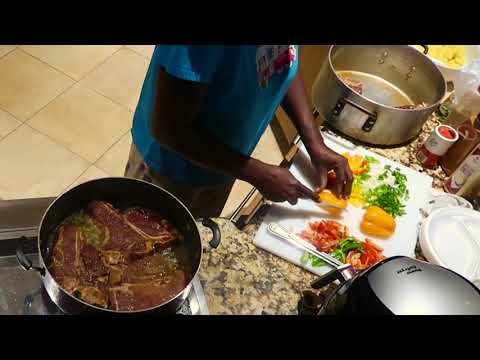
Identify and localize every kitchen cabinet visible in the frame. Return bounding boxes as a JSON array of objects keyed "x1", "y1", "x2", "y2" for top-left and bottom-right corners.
[{"x1": 271, "y1": 45, "x2": 330, "y2": 155}]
